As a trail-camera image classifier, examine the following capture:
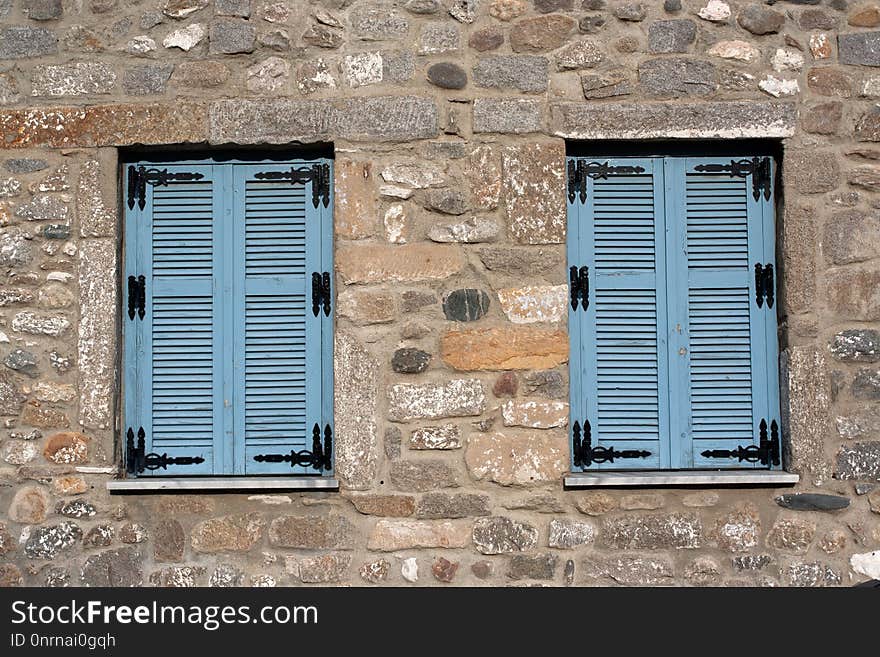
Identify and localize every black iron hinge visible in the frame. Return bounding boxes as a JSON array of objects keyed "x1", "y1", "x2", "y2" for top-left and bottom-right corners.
[
  {"x1": 569, "y1": 265, "x2": 589, "y2": 311},
  {"x1": 125, "y1": 427, "x2": 205, "y2": 475},
  {"x1": 567, "y1": 160, "x2": 648, "y2": 204},
  {"x1": 127, "y1": 274, "x2": 146, "y2": 320},
  {"x1": 314, "y1": 163, "x2": 331, "y2": 209},
  {"x1": 254, "y1": 163, "x2": 331, "y2": 209},
  {"x1": 567, "y1": 160, "x2": 587, "y2": 204},
  {"x1": 572, "y1": 420, "x2": 652, "y2": 469},
  {"x1": 754, "y1": 263, "x2": 775, "y2": 309},
  {"x1": 311, "y1": 271, "x2": 331, "y2": 317},
  {"x1": 693, "y1": 156, "x2": 772, "y2": 202},
  {"x1": 253, "y1": 423, "x2": 333, "y2": 472},
  {"x1": 700, "y1": 418, "x2": 781, "y2": 468},
  {"x1": 127, "y1": 165, "x2": 206, "y2": 211}
]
